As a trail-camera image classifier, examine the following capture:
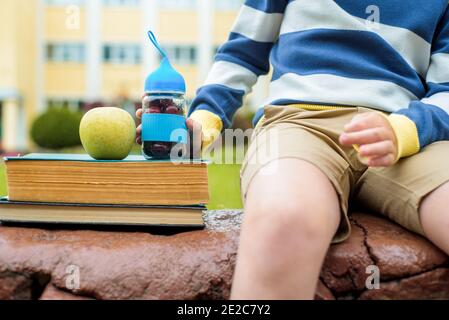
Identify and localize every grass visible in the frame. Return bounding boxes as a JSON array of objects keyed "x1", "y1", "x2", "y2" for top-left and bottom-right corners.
[
  {"x1": 207, "y1": 163, "x2": 243, "y2": 209},
  {"x1": 204, "y1": 144, "x2": 245, "y2": 209},
  {"x1": 0, "y1": 162, "x2": 5, "y2": 197},
  {"x1": 0, "y1": 145, "x2": 244, "y2": 209}
]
